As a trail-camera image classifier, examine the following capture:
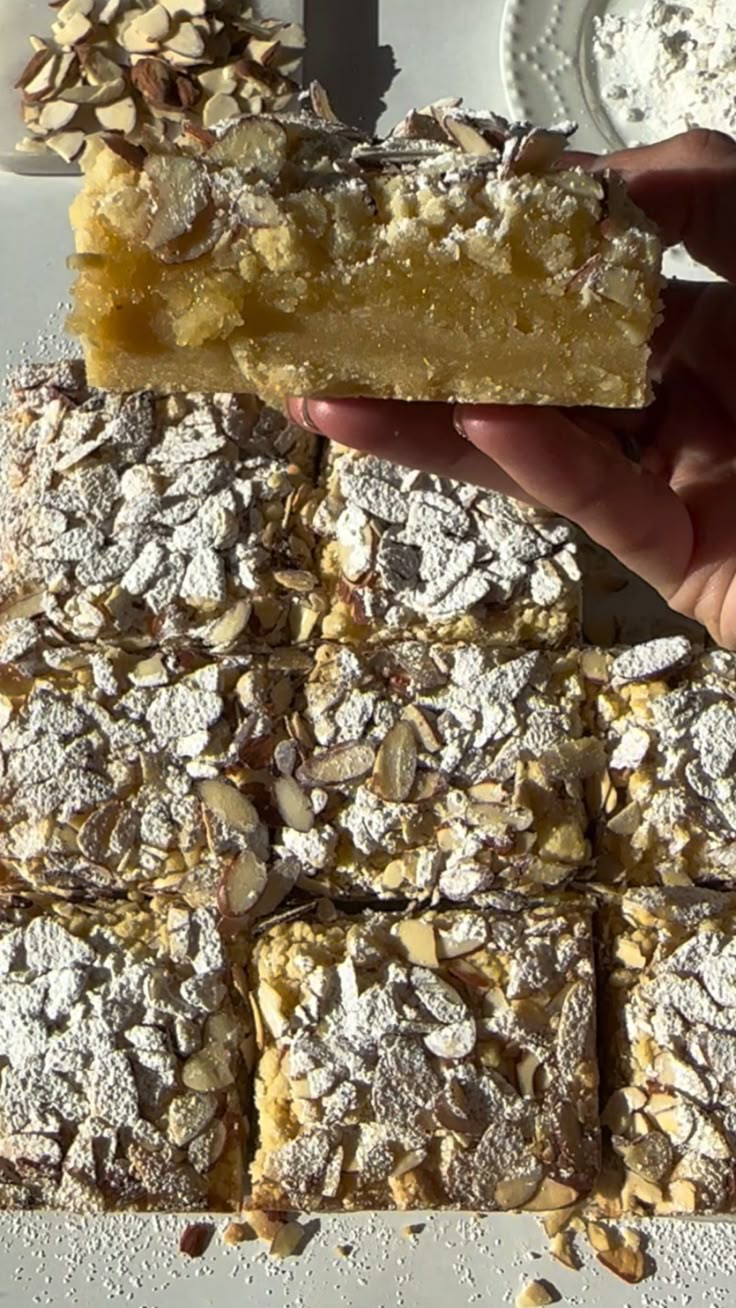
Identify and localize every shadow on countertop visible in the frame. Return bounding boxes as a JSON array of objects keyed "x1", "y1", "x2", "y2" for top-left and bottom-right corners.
[{"x1": 304, "y1": 0, "x2": 399, "y2": 134}]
